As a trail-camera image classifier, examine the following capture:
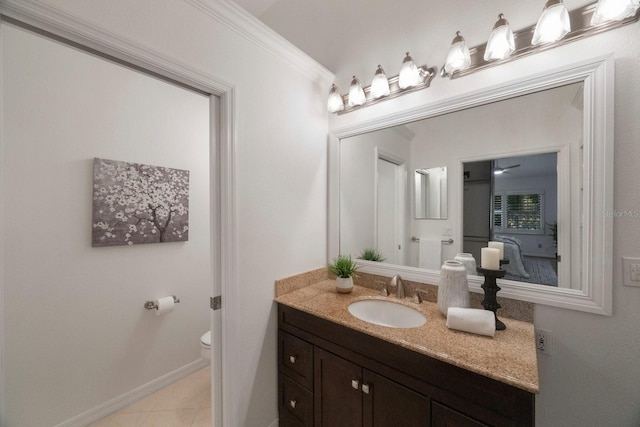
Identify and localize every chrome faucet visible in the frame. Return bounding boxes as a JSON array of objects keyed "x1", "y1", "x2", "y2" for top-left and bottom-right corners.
[
  {"x1": 381, "y1": 275, "x2": 405, "y2": 299},
  {"x1": 412, "y1": 288, "x2": 429, "y2": 304}
]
